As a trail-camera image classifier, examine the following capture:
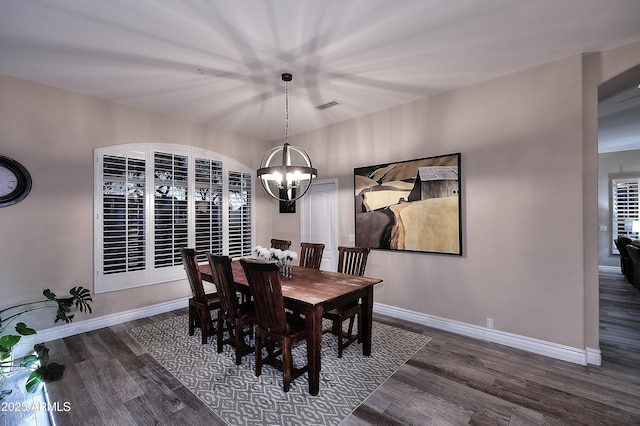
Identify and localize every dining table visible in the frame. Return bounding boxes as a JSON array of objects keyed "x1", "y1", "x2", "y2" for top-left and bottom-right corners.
[{"x1": 199, "y1": 260, "x2": 382, "y2": 396}]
